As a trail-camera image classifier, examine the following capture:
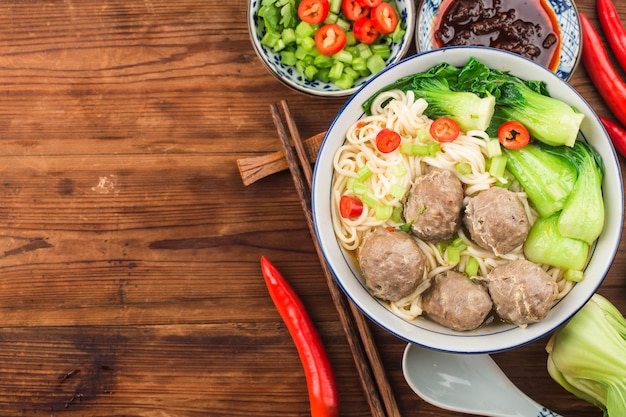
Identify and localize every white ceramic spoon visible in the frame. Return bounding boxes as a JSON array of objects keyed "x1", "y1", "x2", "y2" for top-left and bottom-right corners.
[{"x1": 402, "y1": 343, "x2": 562, "y2": 417}]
